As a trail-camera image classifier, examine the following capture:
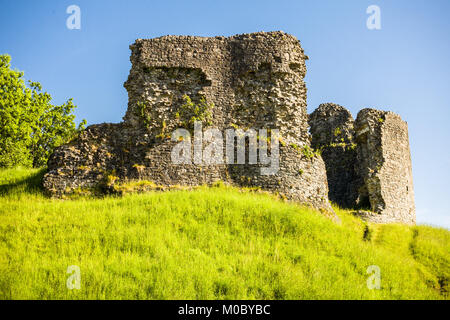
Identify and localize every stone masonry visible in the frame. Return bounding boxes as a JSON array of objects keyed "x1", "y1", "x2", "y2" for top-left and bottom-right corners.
[
  {"x1": 309, "y1": 103, "x2": 363, "y2": 209},
  {"x1": 309, "y1": 104, "x2": 415, "y2": 224},
  {"x1": 43, "y1": 32, "x2": 333, "y2": 213},
  {"x1": 43, "y1": 31, "x2": 415, "y2": 224}
]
